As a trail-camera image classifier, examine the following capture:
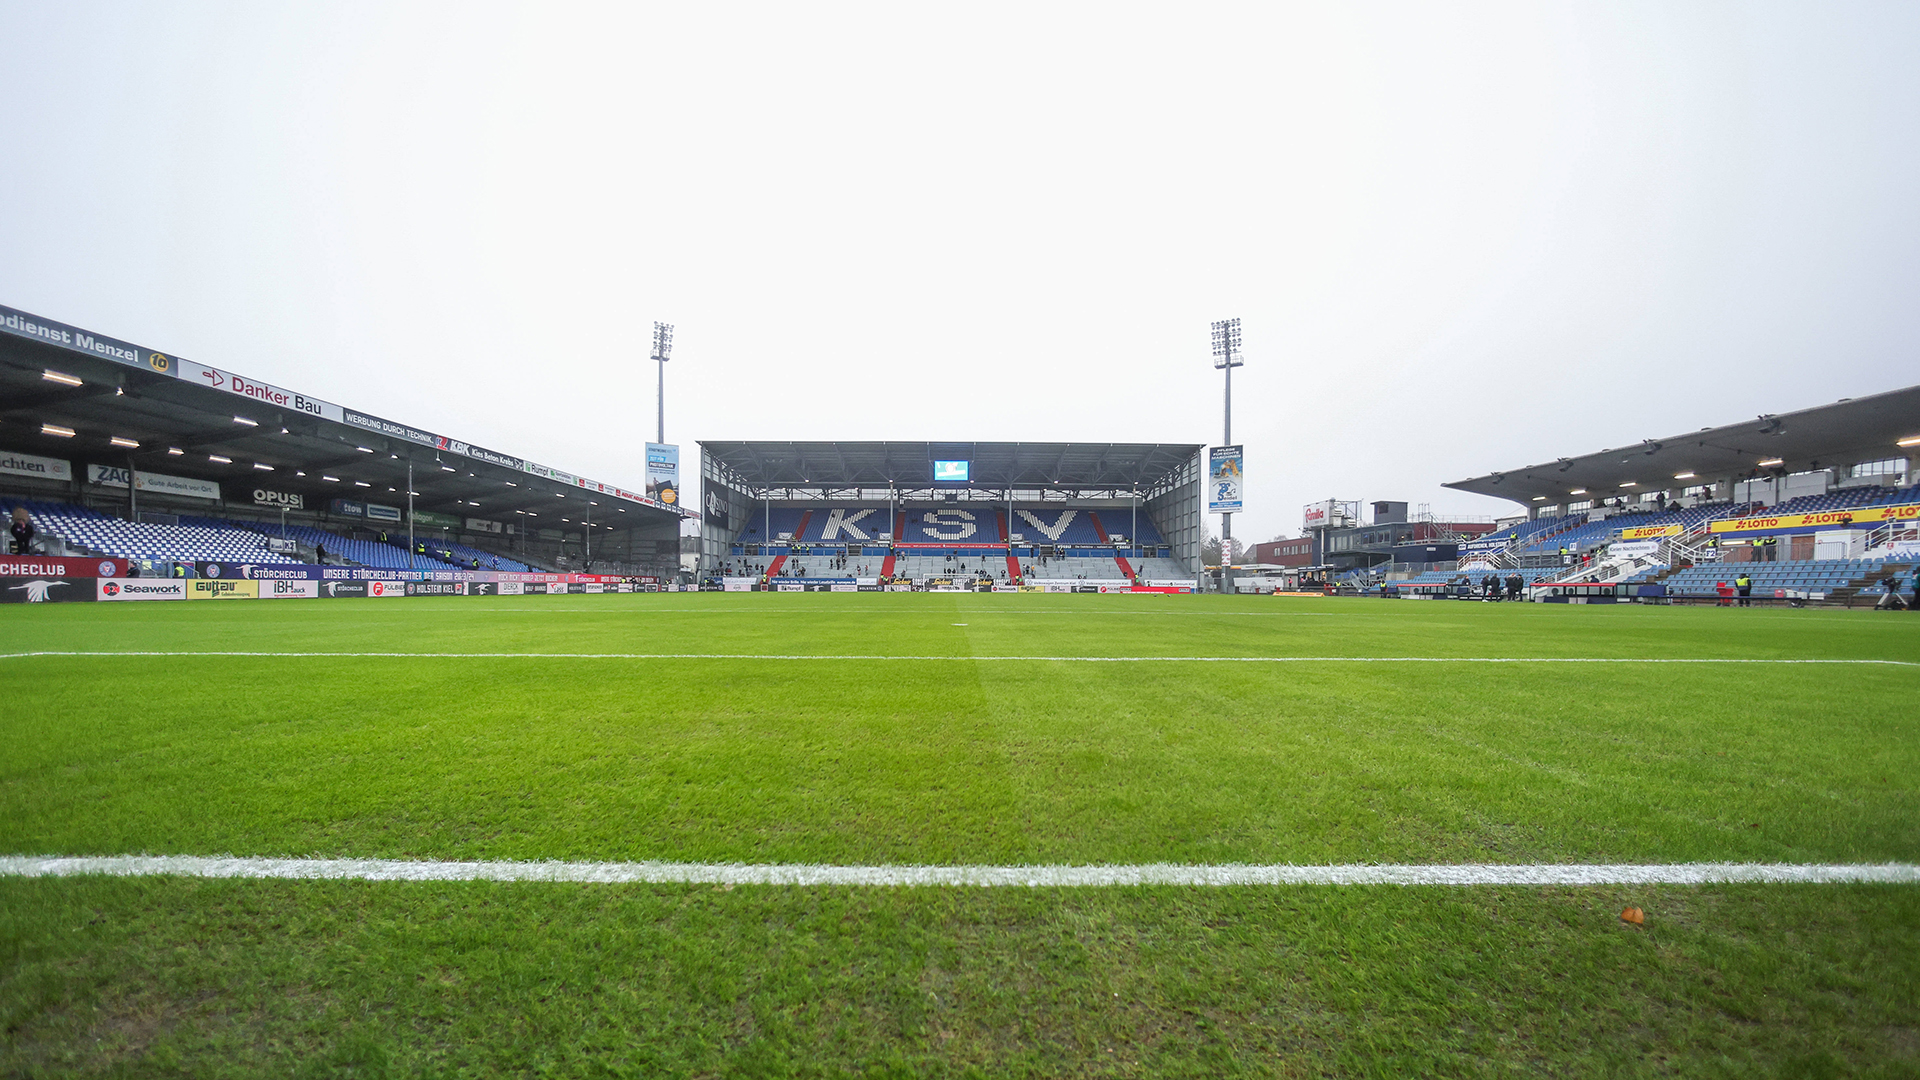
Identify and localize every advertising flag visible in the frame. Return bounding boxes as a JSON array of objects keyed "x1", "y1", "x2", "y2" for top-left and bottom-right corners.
[{"x1": 1208, "y1": 446, "x2": 1244, "y2": 514}]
